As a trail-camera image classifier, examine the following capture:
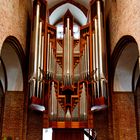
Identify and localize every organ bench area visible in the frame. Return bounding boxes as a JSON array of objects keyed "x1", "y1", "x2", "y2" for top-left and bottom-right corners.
[{"x1": 29, "y1": 0, "x2": 108, "y2": 139}]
